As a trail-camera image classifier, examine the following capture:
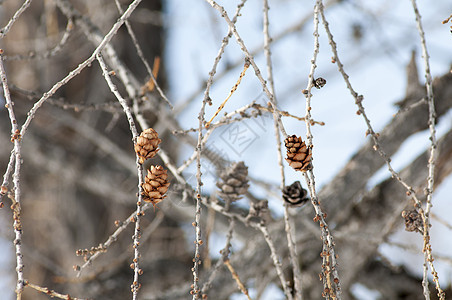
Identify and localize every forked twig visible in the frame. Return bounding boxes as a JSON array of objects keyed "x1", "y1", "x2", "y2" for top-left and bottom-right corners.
[
  {"x1": 190, "y1": 4, "x2": 248, "y2": 297},
  {"x1": 75, "y1": 204, "x2": 163, "y2": 277},
  {"x1": 204, "y1": 0, "x2": 287, "y2": 137},
  {"x1": 181, "y1": 183, "x2": 292, "y2": 298},
  {"x1": 201, "y1": 218, "x2": 235, "y2": 295},
  {"x1": 4, "y1": 18, "x2": 74, "y2": 61}
]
